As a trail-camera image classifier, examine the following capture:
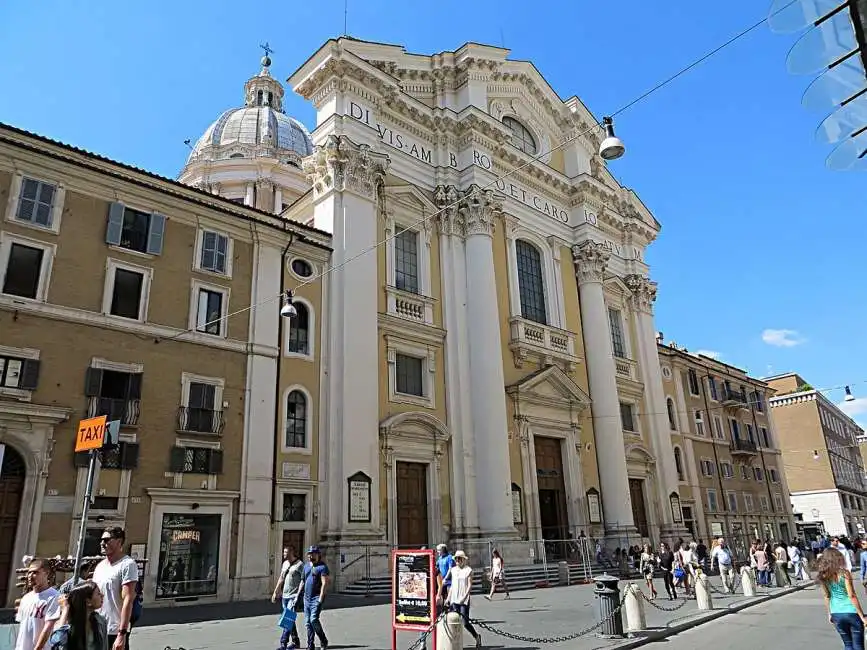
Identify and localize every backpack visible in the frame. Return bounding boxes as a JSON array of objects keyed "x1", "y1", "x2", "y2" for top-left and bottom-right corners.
[{"x1": 131, "y1": 579, "x2": 144, "y2": 624}]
